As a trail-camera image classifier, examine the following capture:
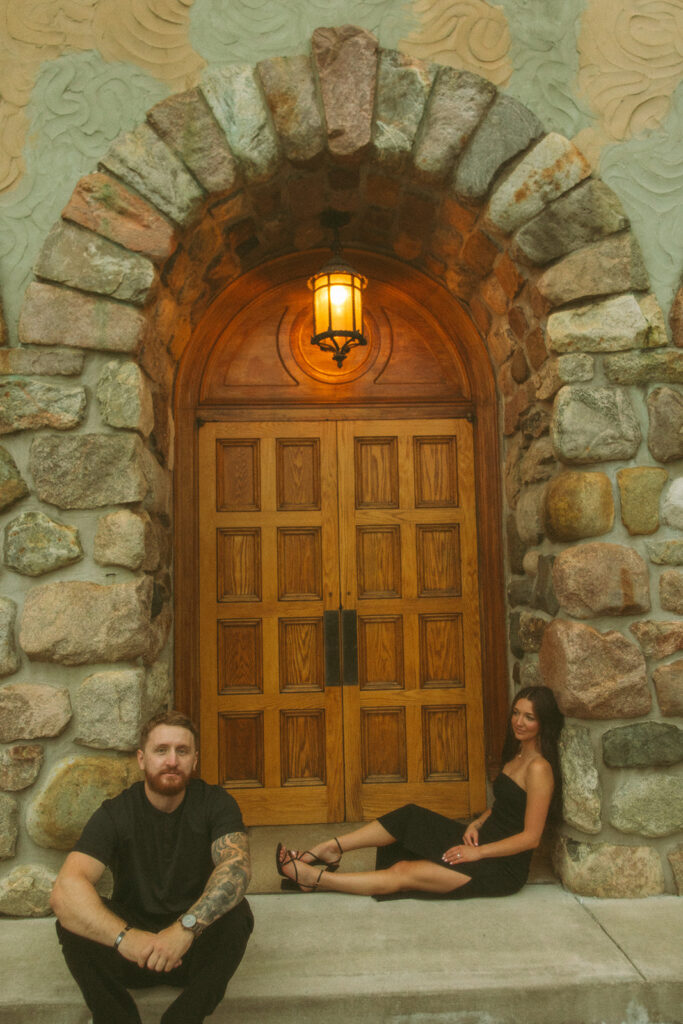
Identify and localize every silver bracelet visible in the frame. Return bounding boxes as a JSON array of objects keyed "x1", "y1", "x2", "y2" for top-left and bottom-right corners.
[{"x1": 113, "y1": 924, "x2": 131, "y2": 950}]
